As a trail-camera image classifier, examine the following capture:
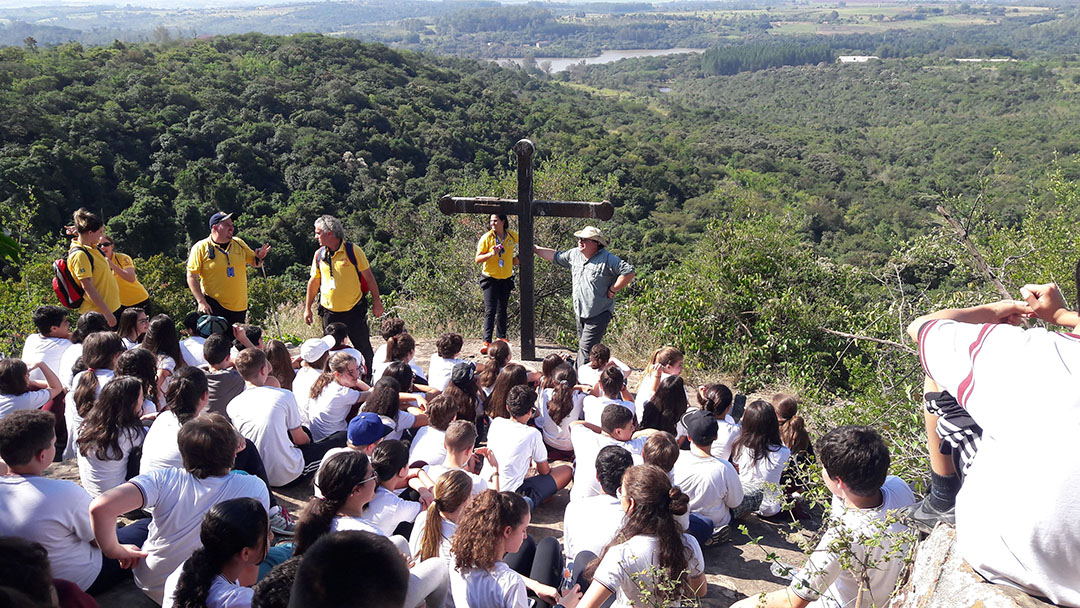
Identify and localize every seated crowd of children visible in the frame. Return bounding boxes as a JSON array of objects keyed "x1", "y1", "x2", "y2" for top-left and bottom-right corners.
[{"x1": 0, "y1": 307, "x2": 943, "y2": 608}]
